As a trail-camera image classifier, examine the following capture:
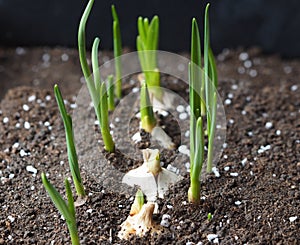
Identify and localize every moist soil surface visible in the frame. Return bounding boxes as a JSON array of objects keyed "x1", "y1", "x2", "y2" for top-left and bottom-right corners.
[{"x1": 0, "y1": 47, "x2": 299, "y2": 244}]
